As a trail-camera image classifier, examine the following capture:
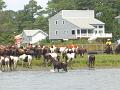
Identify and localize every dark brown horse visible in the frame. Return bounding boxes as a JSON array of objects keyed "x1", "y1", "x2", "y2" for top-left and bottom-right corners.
[
  {"x1": 49, "y1": 55, "x2": 67, "y2": 72},
  {"x1": 88, "y1": 55, "x2": 95, "y2": 68},
  {"x1": 77, "y1": 47, "x2": 87, "y2": 57},
  {"x1": 115, "y1": 44, "x2": 120, "y2": 54},
  {"x1": 33, "y1": 45, "x2": 43, "y2": 59}
]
